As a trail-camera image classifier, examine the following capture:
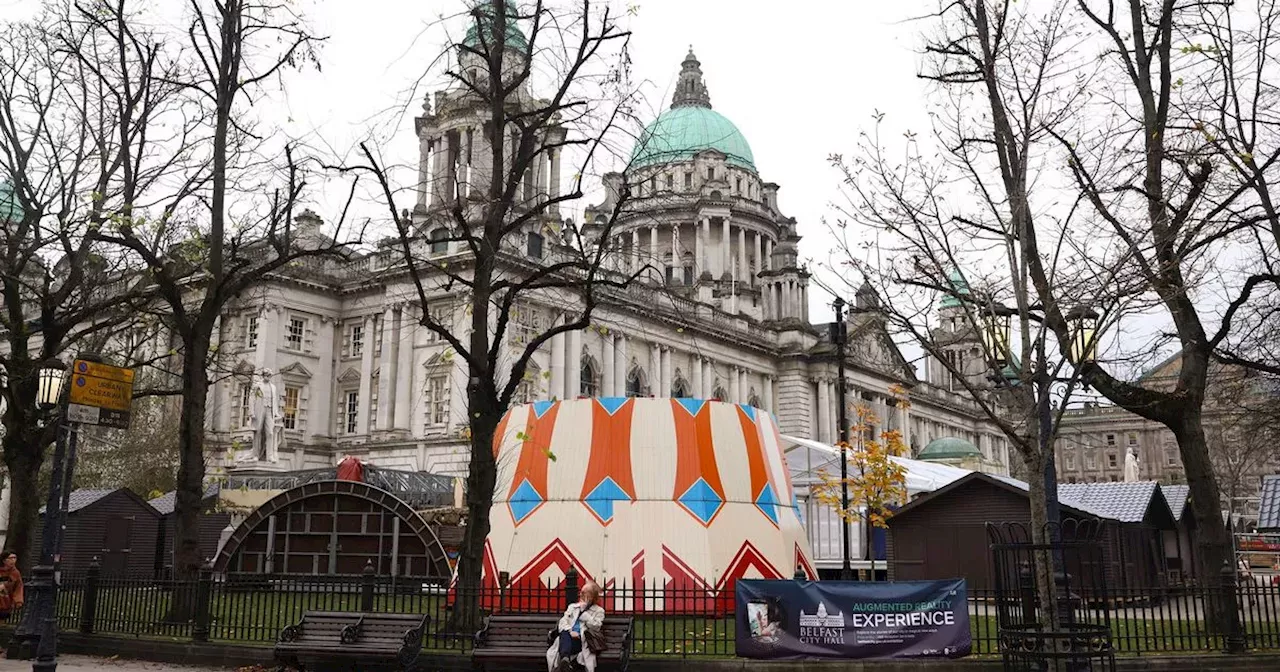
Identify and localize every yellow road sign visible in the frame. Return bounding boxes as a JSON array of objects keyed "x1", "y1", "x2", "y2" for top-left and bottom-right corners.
[{"x1": 67, "y1": 359, "x2": 135, "y2": 428}]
